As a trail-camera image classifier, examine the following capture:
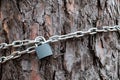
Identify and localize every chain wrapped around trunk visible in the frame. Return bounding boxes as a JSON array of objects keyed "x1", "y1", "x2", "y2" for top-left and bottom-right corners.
[{"x1": 0, "y1": 25, "x2": 120, "y2": 63}]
